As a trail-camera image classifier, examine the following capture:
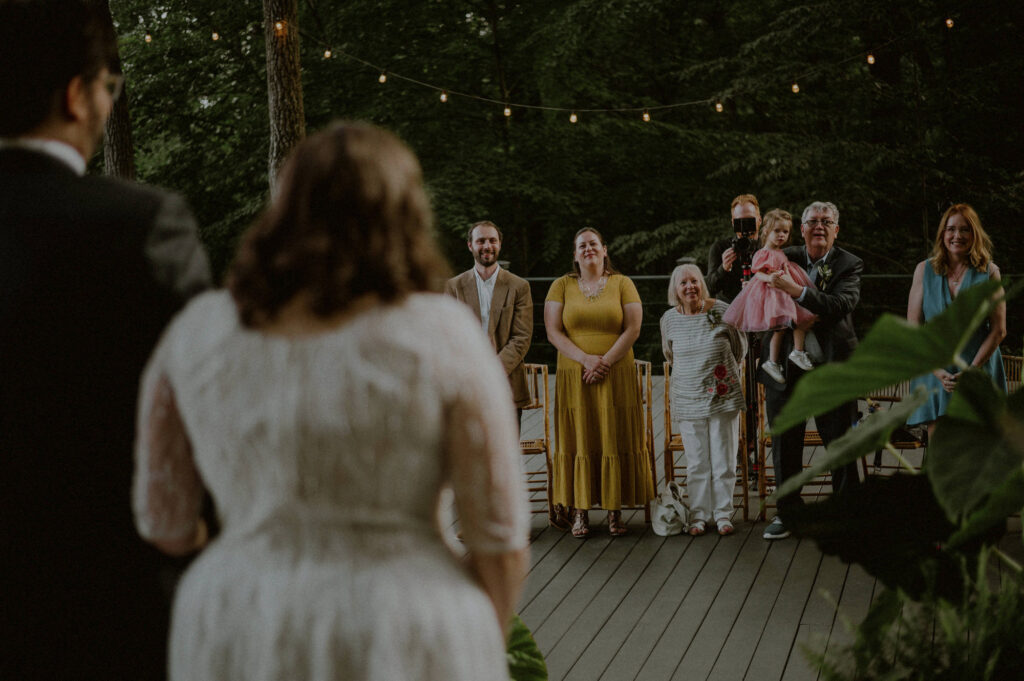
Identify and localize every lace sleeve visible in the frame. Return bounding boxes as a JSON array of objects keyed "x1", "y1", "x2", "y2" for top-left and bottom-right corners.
[
  {"x1": 133, "y1": 351, "x2": 204, "y2": 544},
  {"x1": 441, "y1": 313, "x2": 530, "y2": 555}
]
